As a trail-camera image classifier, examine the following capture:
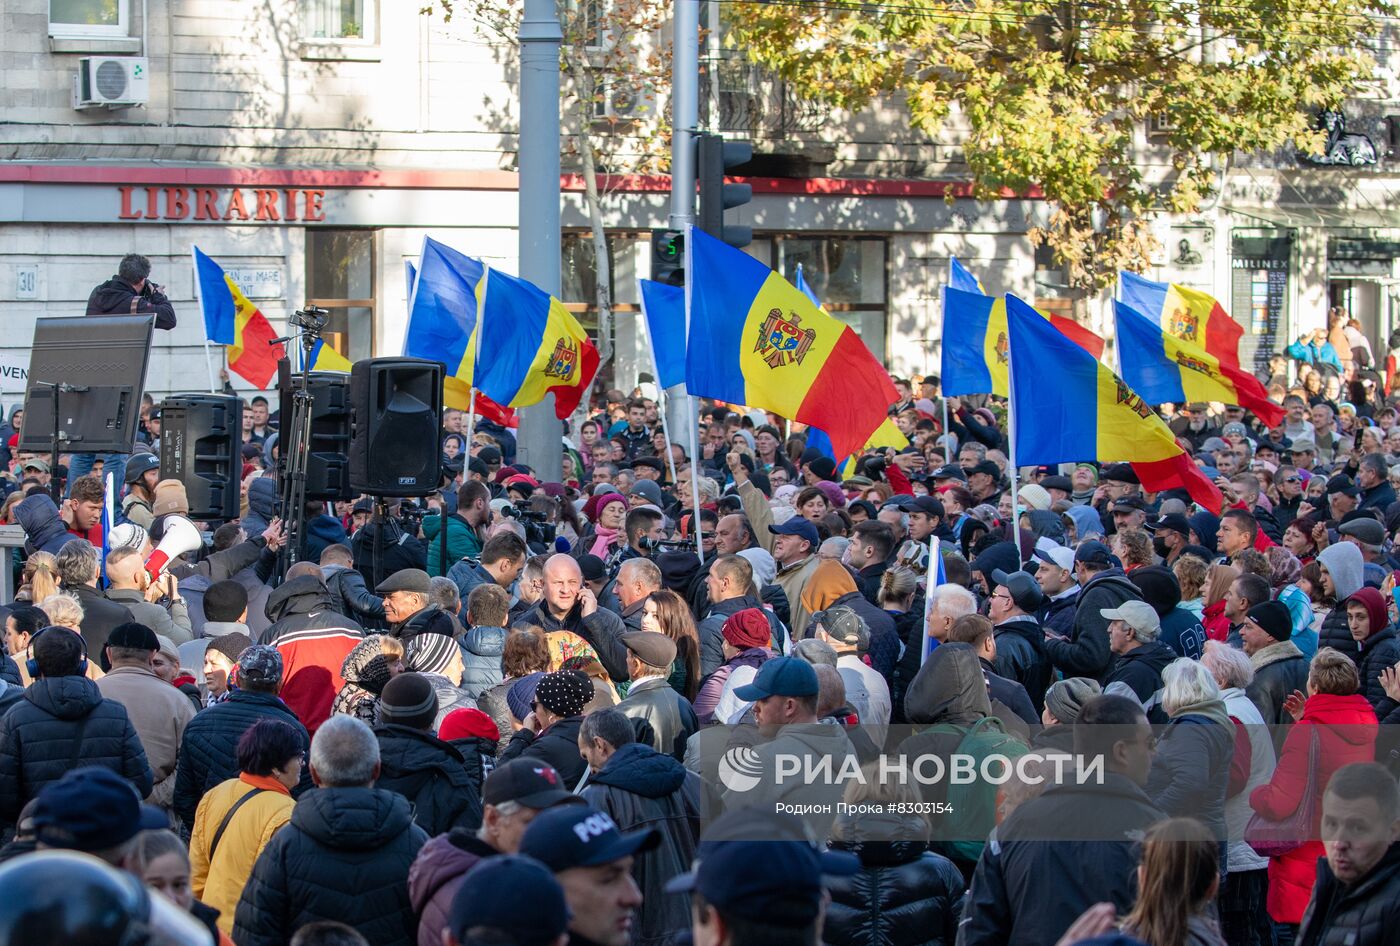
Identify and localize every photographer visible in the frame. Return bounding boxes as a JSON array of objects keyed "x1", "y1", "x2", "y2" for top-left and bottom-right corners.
[
  {"x1": 351, "y1": 499, "x2": 428, "y2": 586},
  {"x1": 605, "y1": 506, "x2": 665, "y2": 578},
  {"x1": 86, "y1": 253, "x2": 177, "y2": 329}
]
